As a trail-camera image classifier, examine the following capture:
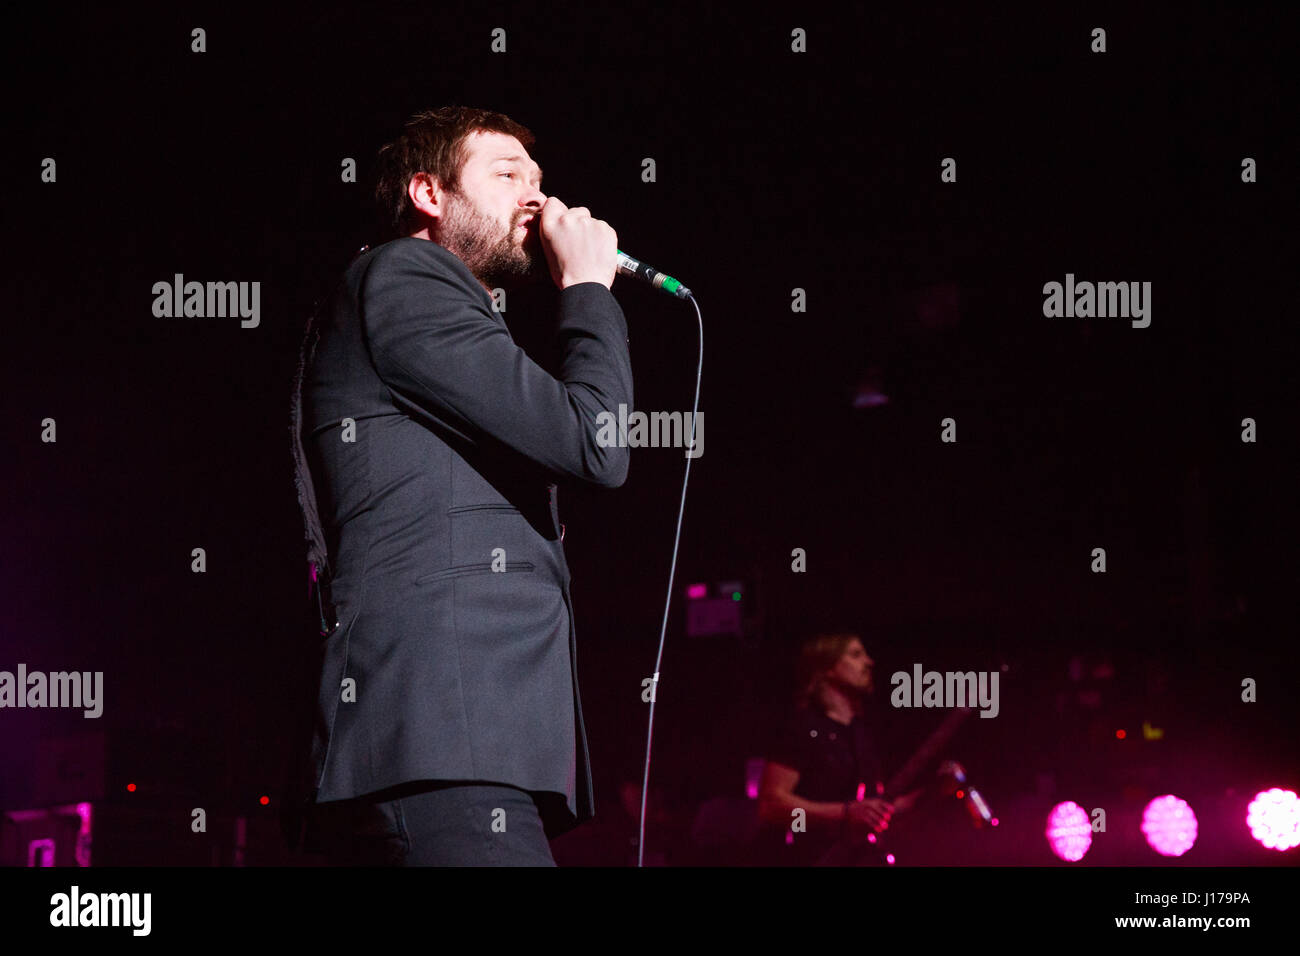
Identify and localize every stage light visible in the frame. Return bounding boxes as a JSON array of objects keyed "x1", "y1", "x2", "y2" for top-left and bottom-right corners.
[
  {"x1": 1046, "y1": 801, "x2": 1092, "y2": 861},
  {"x1": 684, "y1": 580, "x2": 744, "y2": 636},
  {"x1": 1141, "y1": 794, "x2": 1198, "y2": 857},
  {"x1": 1246, "y1": 788, "x2": 1300, "y2": 851},
  {"x1": 75, "y1": 802, "x2": 93, "y2": 867},
  {"x1": 126, "y1": 783, "x2": 136, "y2": 793},
  {"x1": 1115, "y1": 729, "x2": 1126, "y2": 739}
]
